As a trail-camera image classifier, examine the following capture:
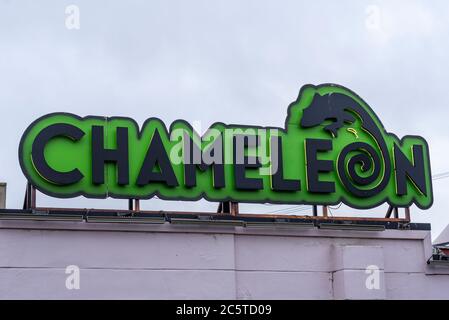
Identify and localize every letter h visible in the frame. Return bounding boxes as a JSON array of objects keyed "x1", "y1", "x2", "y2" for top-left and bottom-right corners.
[{"x1": 92, "y1": 125, "x2": 129, "y2": 185}]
